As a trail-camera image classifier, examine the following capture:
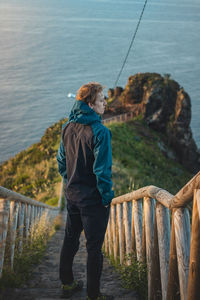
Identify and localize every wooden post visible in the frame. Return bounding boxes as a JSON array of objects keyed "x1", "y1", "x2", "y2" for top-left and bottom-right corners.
[
  {"x1": 104, "y1": 227, "x2": 108, "y2": 254},
  {"x1": 9, "y1": 201, "x2": 19, "y2": 269},
  {"x1": 115, "y1": 205, "x2": 119, "y2": 257},
  {"x1": 25, "y1": 204, "x2": 31, "y2": 241},
  {"x1": 37, "y1": 206, "x2": 41, "y2": 222},
  {"x1": 132, "y1": 199, "x2": 143, "y2": 261},
  {"x1": 38, "y1": 207, "x2": 43, "y2": 222},
  {"x1": 107, "y1": 214, "x2": 112, "y2": 256},
  {"x1": 34, "y1": 205, "x2": 37, "y2": 223},
  {"x1": 156, "y1": 203, "x2": 170, "y2": 300},
  {"x1": 17, "y1": 202, "x2": 25, "y2": 254},
  {"x1": 166, "y1": 210, "x2": 180, "y2": 300},
  {"x1": 142, "y1": 200, "x2": 146, "y2": 262},
  {"x1": 174, "y1": 208, "x2": 190, "y2": 300},
  {"x1": 150, "y1": 207, "x2": 162, "y2": 300},
  {"x1": 122, "y1": 209, "x2": 125, "y2": 262},
  {"x1": 113, "y1": 205, "x2": 119, "y2": 261},
  {"x1": 131, "y1": 200, "x2": 136, "y2": 253},
  {"x1": 123, "y1": 202, "x2": 131, "y2": 263},
  {"x1": 144, "y1": 197, "x2": 155, "y2": 299},
  {"x1": 30, "y1": 205, "x2": 35, "y2": 241},
  {"x1": 111, "y1": 205, "x2": 116, "y2": 260},
  {"x1": 0, "y1": 199, "x2": 10, "y2": 278},
  {"x1": 117, "y1": 203, "x2": 124, "y2": 264},
  {"x1": 187, "y1": 190, "x2": 200, "y2": 300}
]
